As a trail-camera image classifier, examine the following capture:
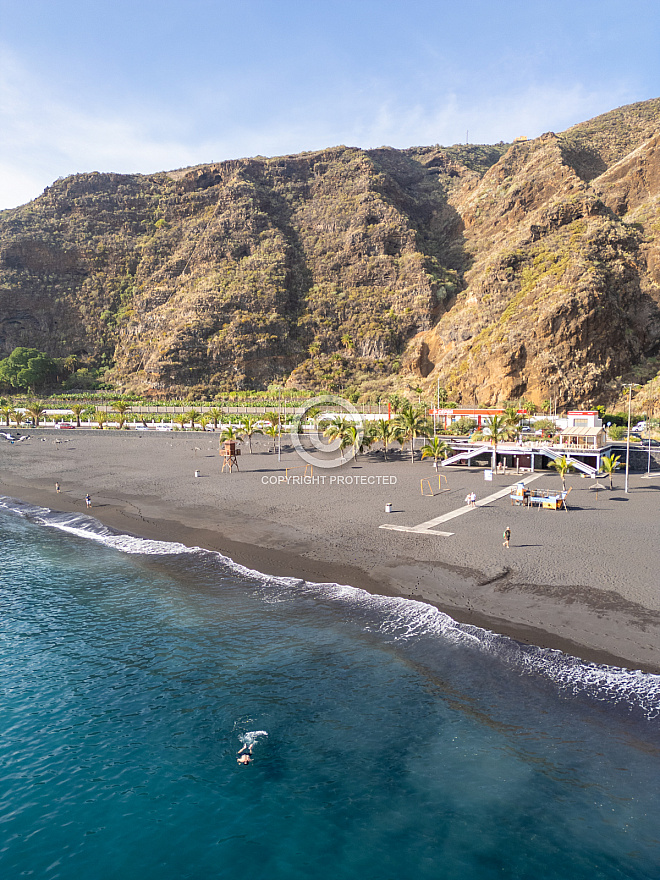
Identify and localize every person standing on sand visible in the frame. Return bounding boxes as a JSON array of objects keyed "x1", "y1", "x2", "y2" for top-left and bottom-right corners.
[
  {"x1": 85, "y1": 494, "x2": 91, "y2": 508},
  {"x1": 503, "y1": 527, "x2": 511, "y2": 548},
  {"x1": 470, "y1": 492, "x2": 477, "y2": 507},
  {"x1": 55, "y1": 482, "x2": 60, "y2": 493}
]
